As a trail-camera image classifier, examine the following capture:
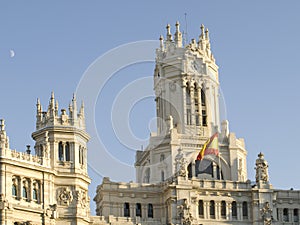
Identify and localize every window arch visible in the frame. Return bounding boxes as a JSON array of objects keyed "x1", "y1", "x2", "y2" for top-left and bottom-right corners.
[
  {"x1": 12, "y1": 184, "x2": 17, "y2": 197},
  {"x1": 160, "y1": 154, "x2": 165, "y2": 162},
  {"x1": 22, "y1": 186, "x2": 28, "y2": 199},
  {"x1": 144, "y1": 168, "x2": 150, "y2": 183},
  {"x1": 161, "y1": 171, "x2": 165, "y2": 181},
  {"x1": 242, "y1": 201, "x2": 248, "y2": 219},
  {"x1": 186, "y1": 85, "x2": 191, "y2": 105},
  {"x1": 58, "y1": 142, "x2": 64, "y2": 161},
  {"x1": 33, "y1": 189, "x2": 38, "y2": 201},
  {"x1": 65, "y1": 142, "x2": 70, "y2": 161},
  {"x1": 201, "y1": 88, "x2": 206, "y2": 106},
  {"x1": 221, "y1": 201, "x2": 226, "y2": 218},
  {"x1": 232, "y1": 201, "x2": 237, "y2": 219},
  {"x1": 136, "y1": 203, "x2": 142, "y2": 217},
  {"x1": 124, "y1": 202, "x2": 130, "y2": 217},
  {"x1": 283, "y1": 208, "x2": 289, "y2": 222},
  {"x1": 210, "y1": 200, "x2": 215, "y2": 218},
  {"x1": 294, "y1": 209, "x2": 299, "y2": 222},
  {"x1": 198, "y1": 200, "x2": 204, "y2": 217},
  {"x1": 148, "y1": 203, "x2": 153, "y2": 218}
]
